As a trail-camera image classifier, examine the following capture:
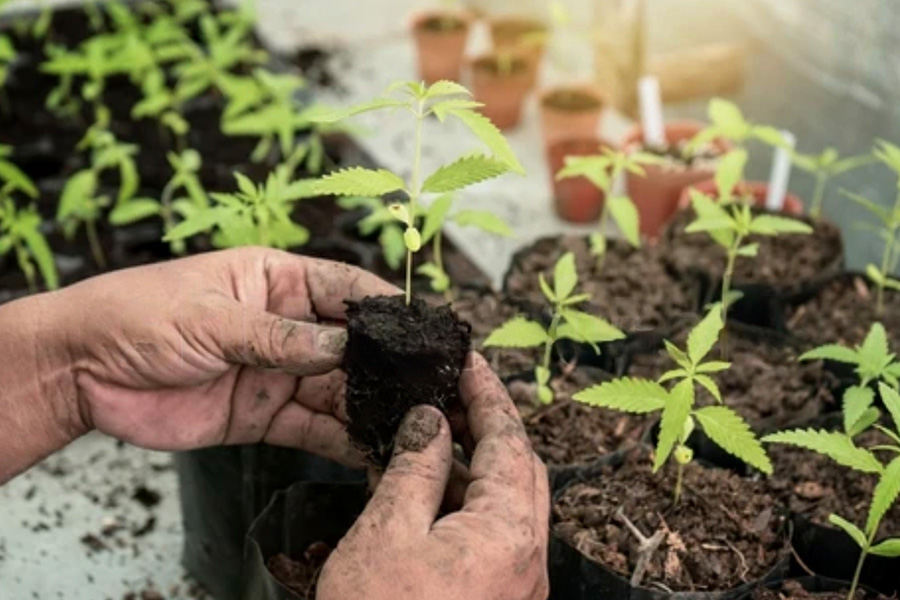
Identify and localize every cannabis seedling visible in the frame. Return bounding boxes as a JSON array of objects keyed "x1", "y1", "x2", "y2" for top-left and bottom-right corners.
[
  {"x1": 799, "y1": 322, "x2": 900, "y2": 436},
  {"x1": 483, "y1": 251, "x2": 624, "y2": 404},
  {"x1": 574, "y1": 306, "x2": 772, "y2": 503},
  {"x1": 686, "y1": 148, "x2": 812, "y2": 344},
  {"x1": 0, "y1": 146, "x2": 57, "y2": 291},
  {"x1": 690, "y1": 98, "x2": 787, "y2": 150},
  {"x1": 417, "y1": 193, "x2": 511, "y2": 297},
  {"x1": 791, "y1": 147, "x2": 872, "y2": 219},
  {"x1": 764, "y1": 383, "x2": 900, "y2": 600},
  {"x1": 312, "y1": 80, "x2": 524, "y2": 305},
  {"x1": 555, "y1": 147, "x2": 660, "y2": 265}
]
